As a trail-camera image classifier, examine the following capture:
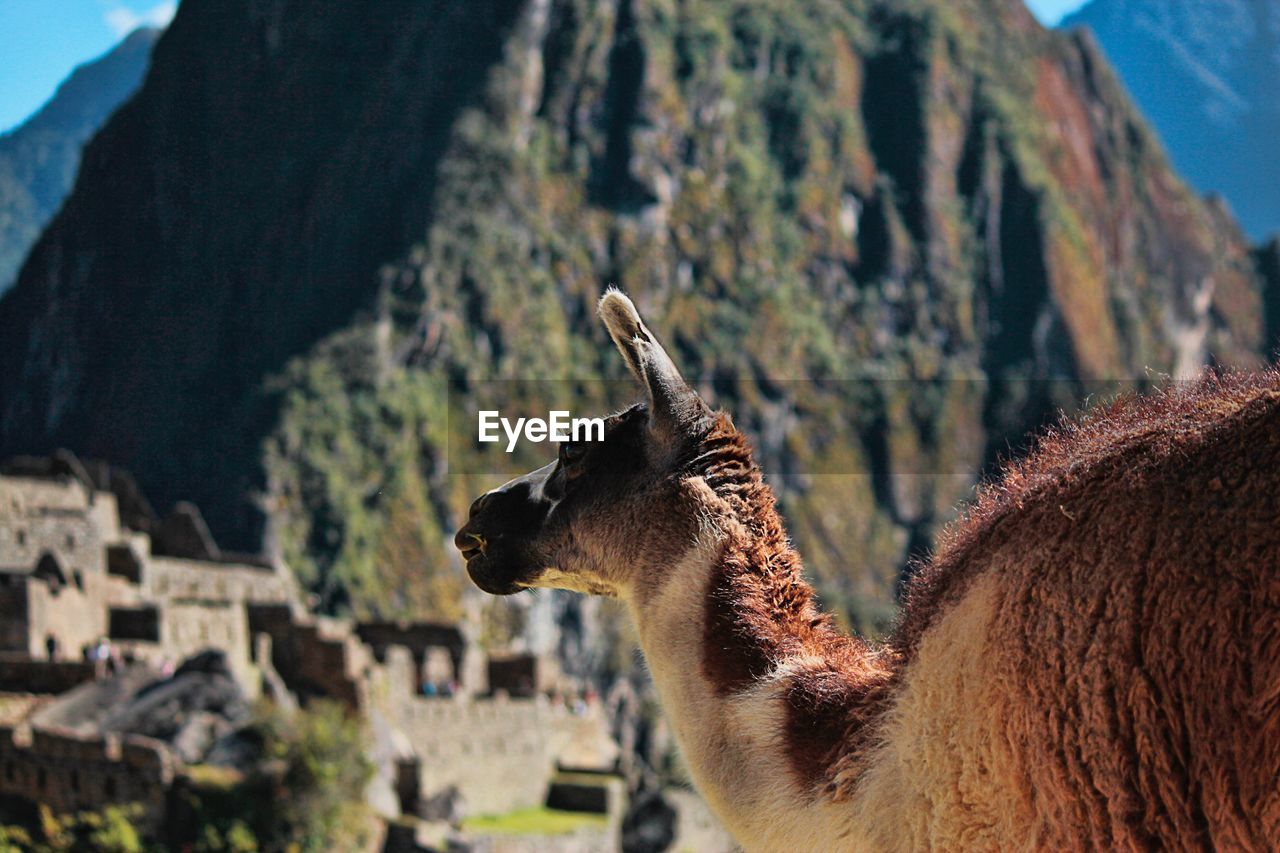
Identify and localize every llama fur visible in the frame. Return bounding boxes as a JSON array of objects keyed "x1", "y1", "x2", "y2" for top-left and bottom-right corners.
[
  {"x1": 459, "y1": 290, "x2": 1280, "y2": 850},
  {"x1": 649, "y1": 371, "x2": 1280, "y2": 850}
]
